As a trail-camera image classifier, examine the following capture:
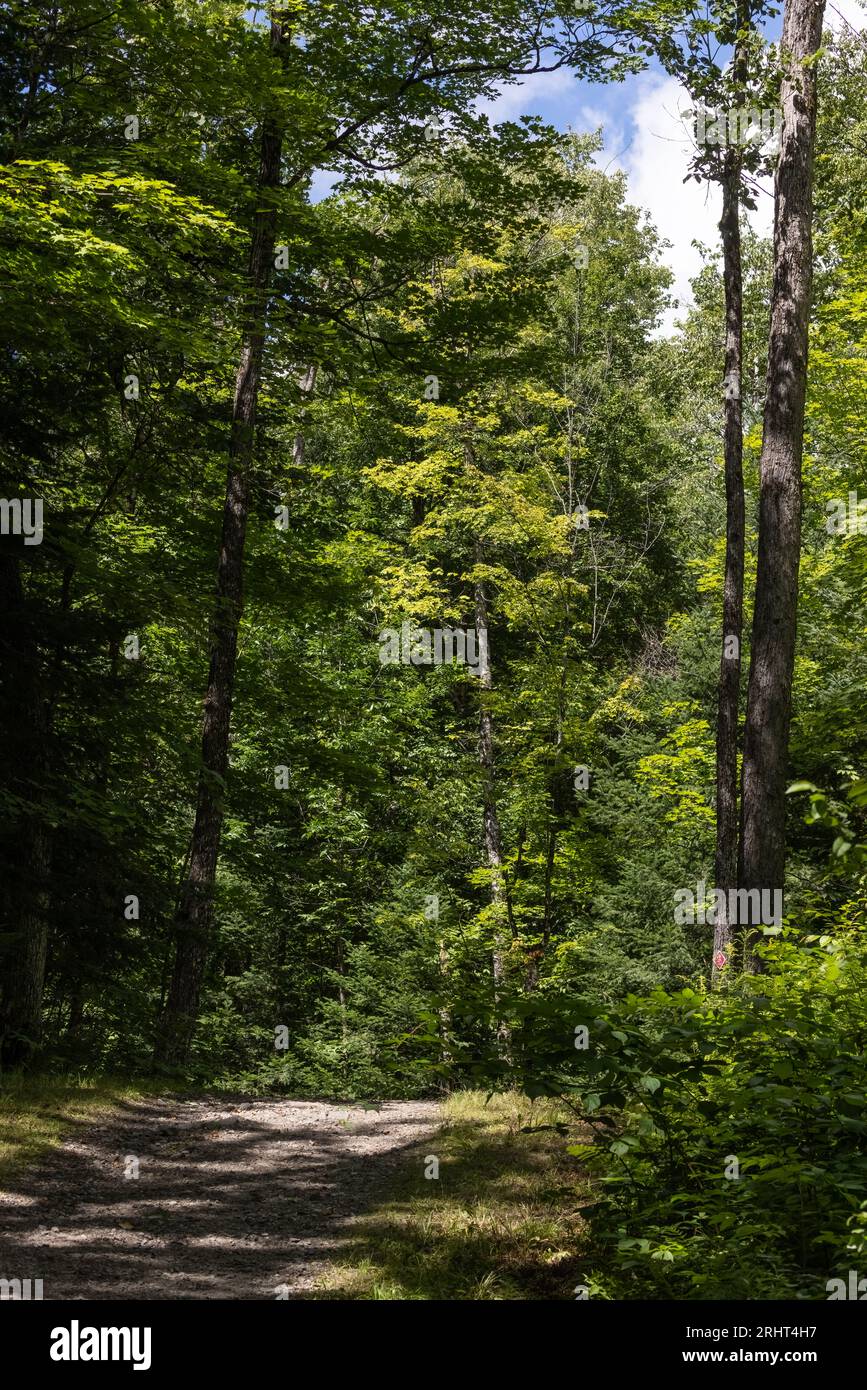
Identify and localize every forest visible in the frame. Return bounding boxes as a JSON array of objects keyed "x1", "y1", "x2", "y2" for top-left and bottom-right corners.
[{"x1": 0, "y1": 0, "x2": 865, "y2": 1308}]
